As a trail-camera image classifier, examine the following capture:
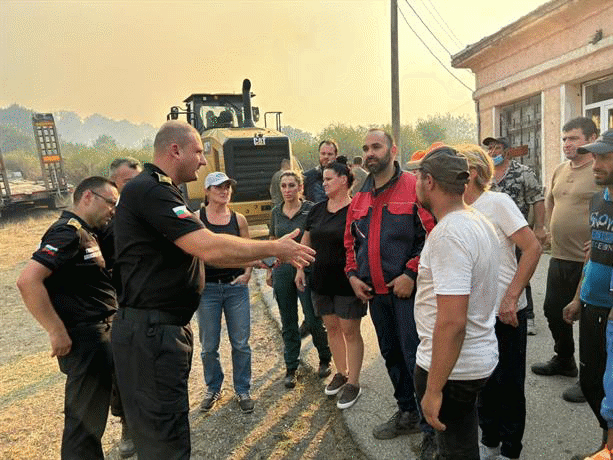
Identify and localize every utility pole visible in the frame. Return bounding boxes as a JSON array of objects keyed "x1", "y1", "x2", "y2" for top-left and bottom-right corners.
[{"x1": 391, "y1": 0, "x2": 401, "y2": 164}]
